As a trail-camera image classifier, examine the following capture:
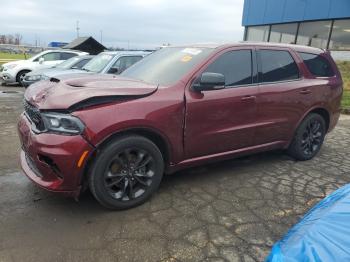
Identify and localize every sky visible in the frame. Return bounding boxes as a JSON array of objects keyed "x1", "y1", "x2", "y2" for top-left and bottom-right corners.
[{"x1": 0, "y1": 0, "x2": 245, "y2": 49}]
